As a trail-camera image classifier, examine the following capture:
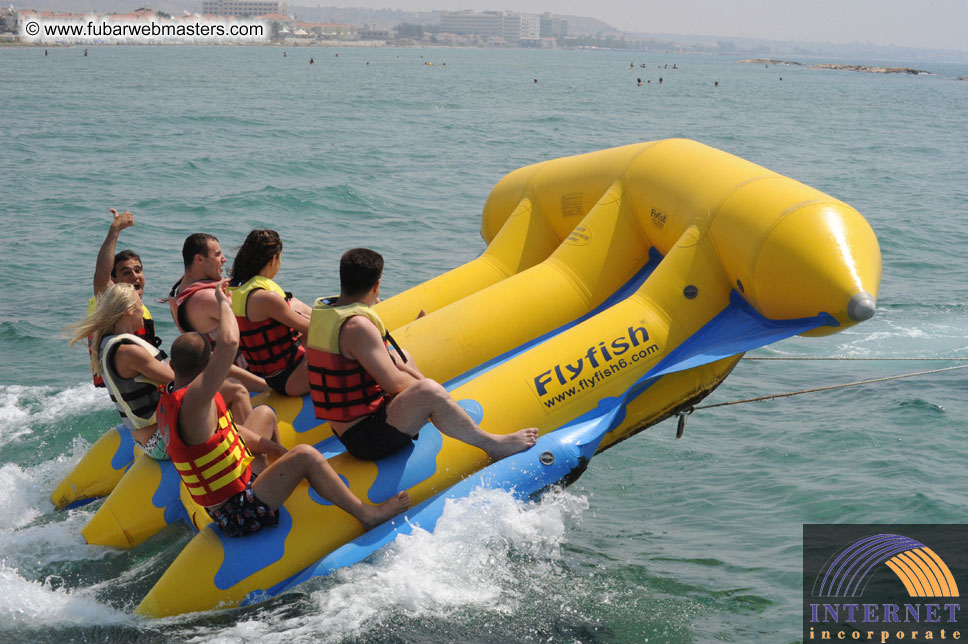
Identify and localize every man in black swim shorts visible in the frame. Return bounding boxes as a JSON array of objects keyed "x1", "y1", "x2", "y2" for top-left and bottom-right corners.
[{"x1": 306, "y1": 248, "x2": 539, "y2": 462}]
